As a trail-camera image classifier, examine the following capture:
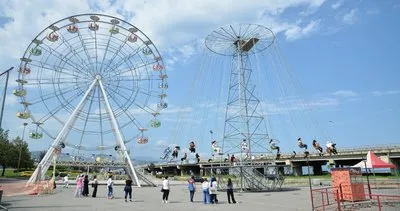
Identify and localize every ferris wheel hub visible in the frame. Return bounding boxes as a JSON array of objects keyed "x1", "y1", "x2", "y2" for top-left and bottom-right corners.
[{"x1": 95, "y1": 74, "x2": 102, "y2": 80}]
